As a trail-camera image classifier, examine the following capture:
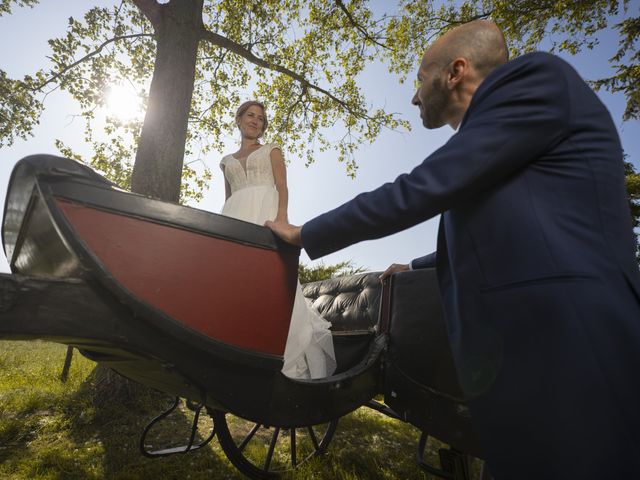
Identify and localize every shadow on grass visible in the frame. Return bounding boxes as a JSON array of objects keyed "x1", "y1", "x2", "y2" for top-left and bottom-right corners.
[
  {"x1": 0, "y1": 351, "x2": 241, "y2": 480},
  {"x1": 69, "y1": 370, "x2": 242, "y2": 480},
  {"x1": 0, "y1": 342, "x2": 472, "y2": 480},
  {"x1": 324, "y1": 407, "x2": 436, "y2": 480}
]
